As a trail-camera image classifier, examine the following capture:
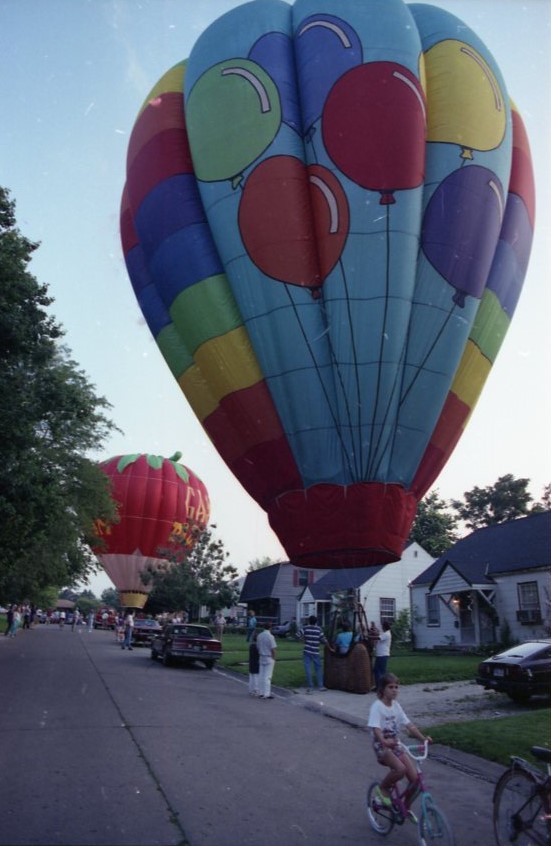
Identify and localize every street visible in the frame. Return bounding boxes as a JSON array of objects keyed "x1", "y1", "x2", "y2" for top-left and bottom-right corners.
[{"x1": 0, "y1": 625, "x2": 499, "y2": 846}]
